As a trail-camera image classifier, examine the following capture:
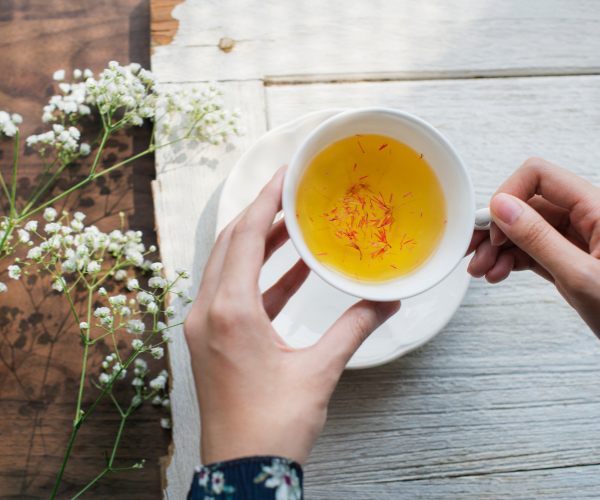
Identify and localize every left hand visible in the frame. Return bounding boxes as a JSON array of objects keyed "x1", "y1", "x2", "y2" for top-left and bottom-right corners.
[{"x1": 184, "y1": 165, "x2": 400, "y2": 466}]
